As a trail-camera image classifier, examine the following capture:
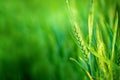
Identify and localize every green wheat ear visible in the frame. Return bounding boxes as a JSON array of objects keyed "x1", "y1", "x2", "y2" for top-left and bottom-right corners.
[
  {"x1": 66, "y1": 0, "x2": 89, "y2": 60},
  {"x1": 96, "y1": 24, "x2": 113, "y2": 79}
]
